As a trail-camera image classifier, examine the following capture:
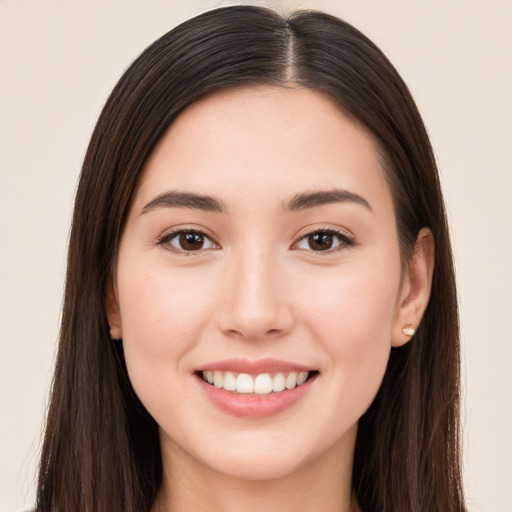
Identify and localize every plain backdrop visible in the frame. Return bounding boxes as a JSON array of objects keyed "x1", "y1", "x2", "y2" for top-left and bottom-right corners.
[{"x1": 1, "y1": 1, "x2": 511, "y2": 511}]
